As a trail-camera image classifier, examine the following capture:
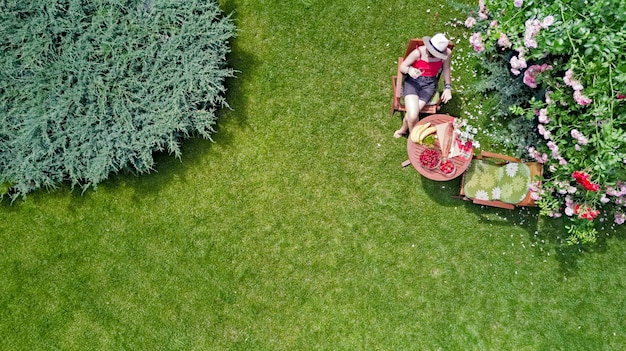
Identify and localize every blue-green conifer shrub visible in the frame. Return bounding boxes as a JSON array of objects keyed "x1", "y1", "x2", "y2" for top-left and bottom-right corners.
[{"x1": 0, "y1": 0, "x2": 236, "y2": 198}]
